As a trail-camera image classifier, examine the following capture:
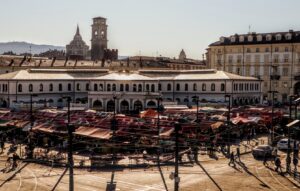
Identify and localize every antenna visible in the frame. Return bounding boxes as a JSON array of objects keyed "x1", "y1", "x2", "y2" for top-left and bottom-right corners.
[{"x1": 248, "y1": 25, "x2": 251, "y2": 33}]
